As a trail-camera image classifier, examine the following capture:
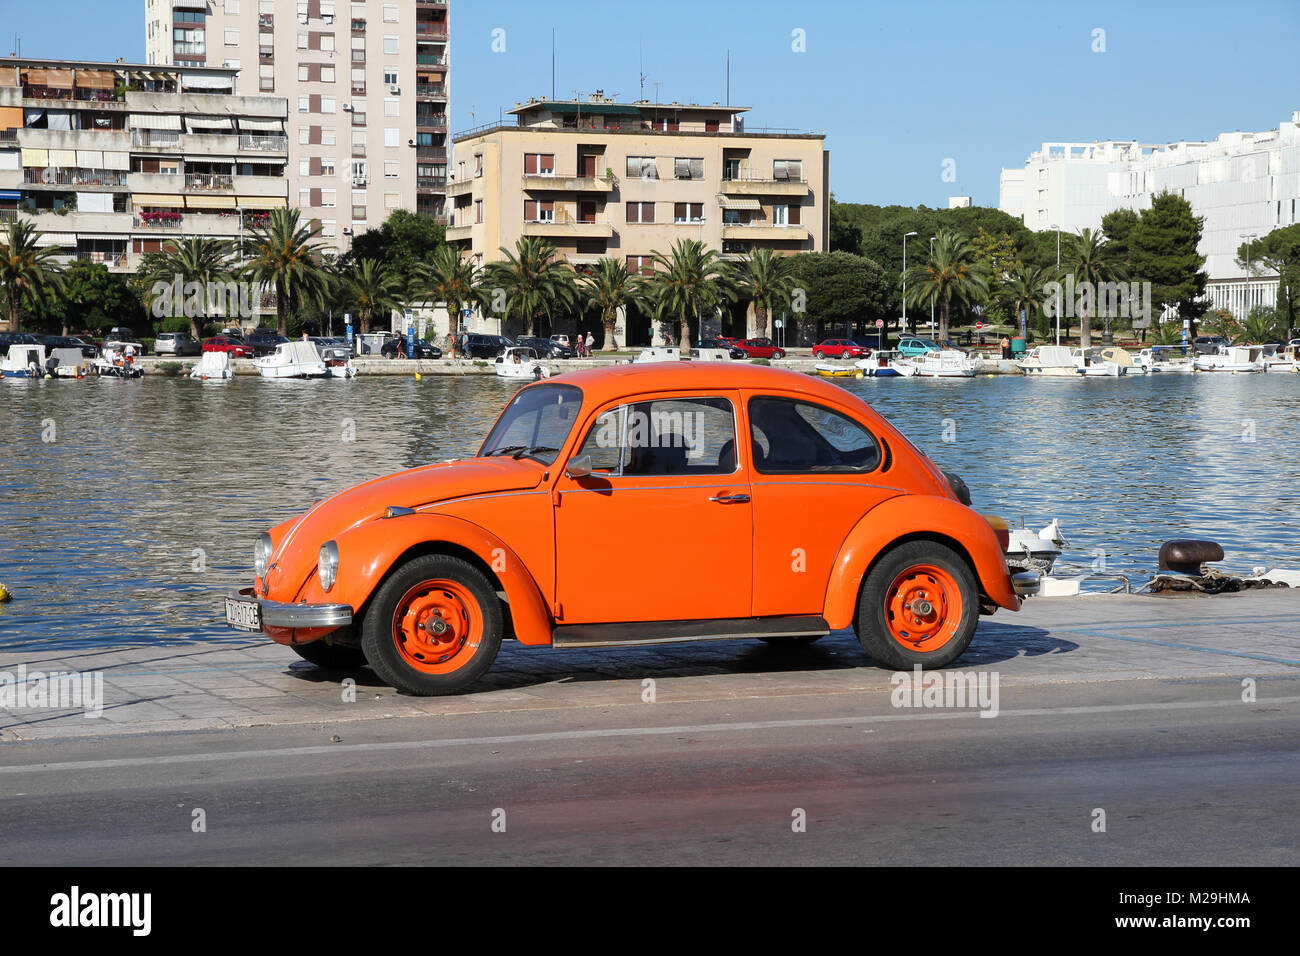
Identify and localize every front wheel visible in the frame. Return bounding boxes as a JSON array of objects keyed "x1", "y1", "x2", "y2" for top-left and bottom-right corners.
[
  {"x1": 774, "y1": 350, "x2": 786, "y2": 359},
  {"x1": 361, "y1": 554, "x2": 503, "y2": 695},
  {"x1": 855, "y1": 540, "x2": 978, "y2": 670},
  {"x1": 813, "y1": 350, "x2": 823, "y2": 359},
  {"x1": 291, "y1": 640, "x2": 367, "y2": 669}
]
